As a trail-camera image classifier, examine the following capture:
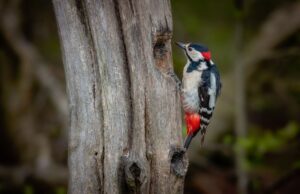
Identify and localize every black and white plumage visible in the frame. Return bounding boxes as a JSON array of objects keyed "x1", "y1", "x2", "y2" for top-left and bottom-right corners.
[
  {"x1": 176, "y1": 42, "x2": 221, "y2": 149},
  {"x1": 197, "y1": 65, "x2": 221, "y2": 143}
]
